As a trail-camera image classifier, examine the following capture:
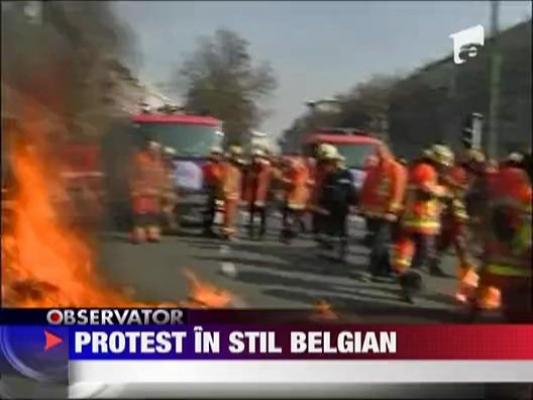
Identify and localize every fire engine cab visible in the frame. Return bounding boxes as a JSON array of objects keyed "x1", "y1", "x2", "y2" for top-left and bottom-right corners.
[{"x1": 302, "y1": 127, "x2": 383, "y2": 191}]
